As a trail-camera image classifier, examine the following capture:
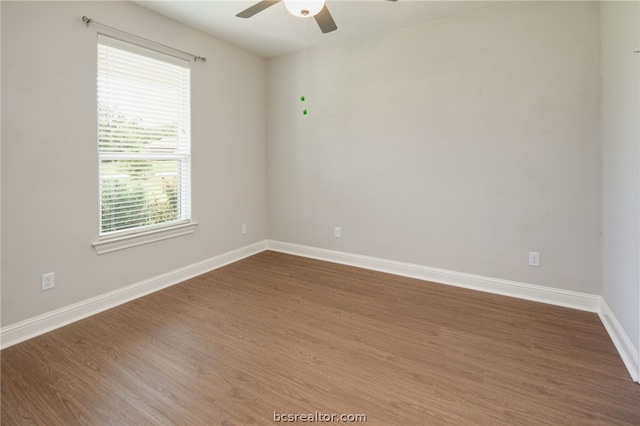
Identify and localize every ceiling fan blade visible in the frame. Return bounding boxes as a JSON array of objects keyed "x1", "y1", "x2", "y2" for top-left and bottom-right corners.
[
  {"x1": 314, "y1": 4, "x2": 337, "y2": 33},
  {"x1": 236, "y1": 0, "x2": 281, "y2": 18}
]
